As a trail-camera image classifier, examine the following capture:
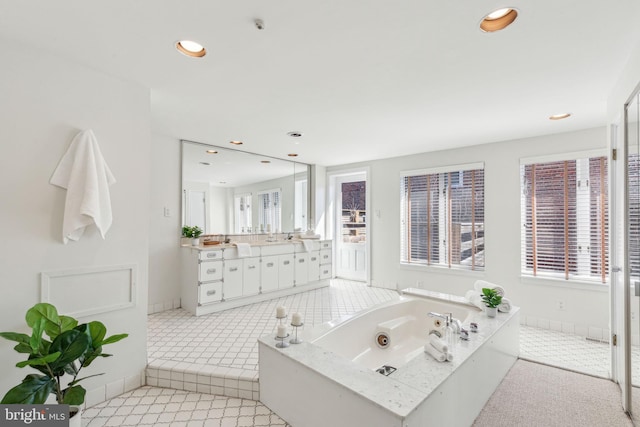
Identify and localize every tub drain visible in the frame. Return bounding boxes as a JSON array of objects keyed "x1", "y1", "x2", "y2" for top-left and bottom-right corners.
[
  {"x1": 376, "y1": 365, "x2": 397, "y2": 376},
  {"x1": 375, "y1": 332, "x2": 390, "y2": 349}
]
